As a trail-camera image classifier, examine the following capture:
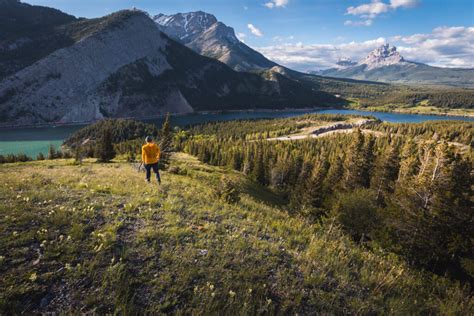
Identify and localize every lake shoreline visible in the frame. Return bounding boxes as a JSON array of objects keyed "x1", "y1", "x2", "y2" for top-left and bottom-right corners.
[
  {"x1": 346, "y1": 106, "x2": 474, "y2": 118},
  {"x1": 0, "y1": 107, "x2": 333, "y2": 130},
  {"x1": 0, "y1": 105, "x2": 472, "y2": 130}
]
